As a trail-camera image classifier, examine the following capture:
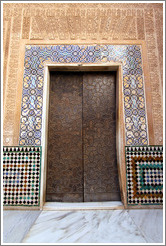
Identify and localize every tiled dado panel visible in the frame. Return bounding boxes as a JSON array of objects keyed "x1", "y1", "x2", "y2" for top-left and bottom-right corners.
[
  {"x1": 19, "y1": 45, "x2": 148, "y2": 146},
  {"x1": 3, "y1": 146, "x2": 41, "y2": 206},
  {"x1": 125, "y1": 146, "x2": 163, "y2": 205},
  {"x1": 3, "y1": 145, "x2": 163, "y2": 206}
]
